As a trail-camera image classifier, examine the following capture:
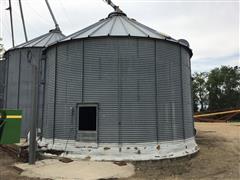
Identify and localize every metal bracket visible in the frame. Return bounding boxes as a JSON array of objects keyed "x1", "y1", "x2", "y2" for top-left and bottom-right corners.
[{"x1": 103, "y1": 0, "x2": 123, "y2": 13}]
